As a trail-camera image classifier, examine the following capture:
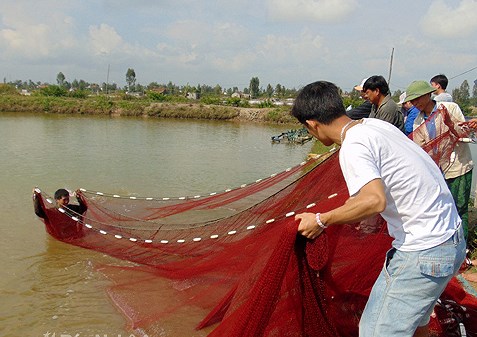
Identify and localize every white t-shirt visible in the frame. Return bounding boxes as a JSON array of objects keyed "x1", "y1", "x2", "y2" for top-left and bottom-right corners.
[
  {"x1": 339, "y1": 118, "x2": 460, "y2": 251},
  {"x1": 432, "y1": 92, "x2": 453, "y2": 102}
]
